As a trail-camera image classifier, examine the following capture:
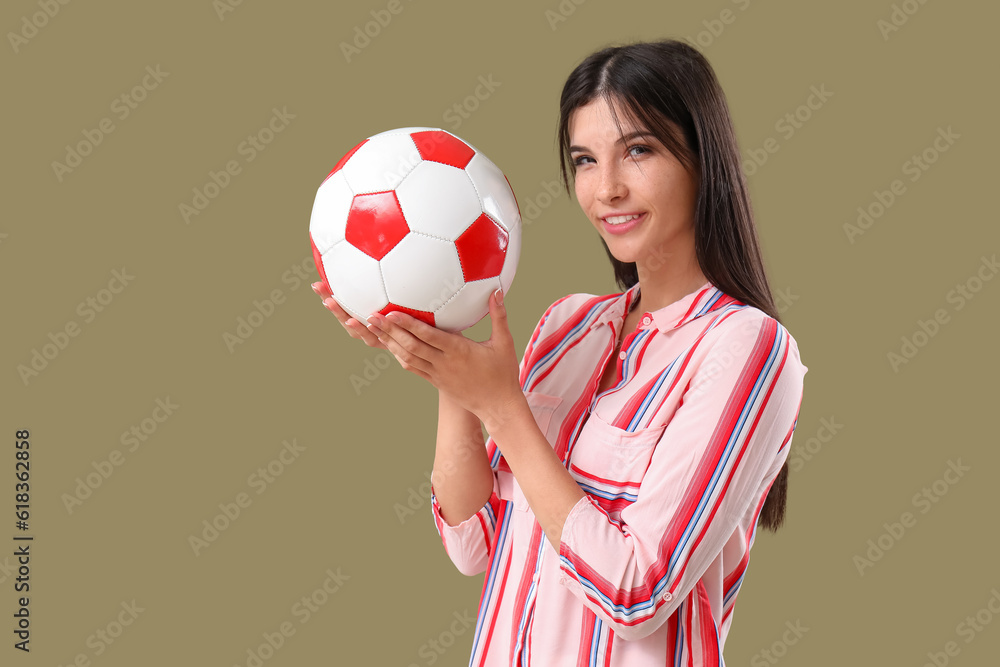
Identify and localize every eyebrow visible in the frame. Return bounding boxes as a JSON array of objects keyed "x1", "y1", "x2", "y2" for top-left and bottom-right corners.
[{"x1": 569, "y1": 131, "x2": 657, "y2": 153}]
